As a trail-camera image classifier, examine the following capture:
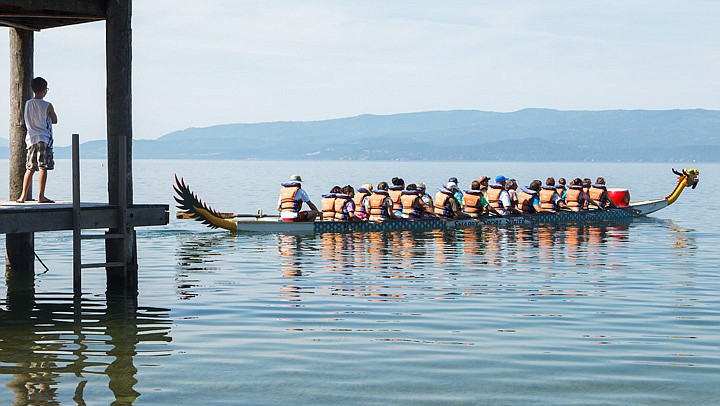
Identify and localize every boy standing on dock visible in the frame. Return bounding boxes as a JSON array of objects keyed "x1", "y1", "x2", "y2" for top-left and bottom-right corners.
[{"x1": 17, "y1": 77, "x2": 57, "y2": 204}]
